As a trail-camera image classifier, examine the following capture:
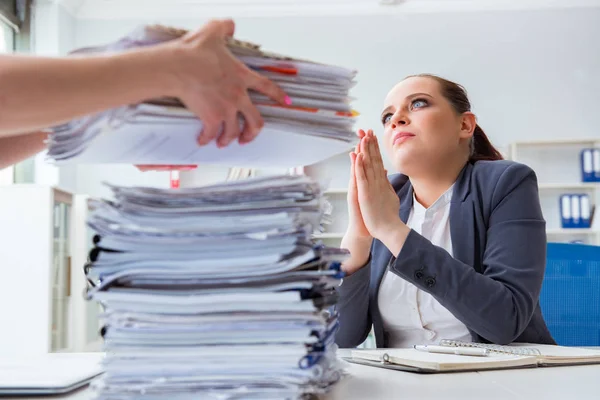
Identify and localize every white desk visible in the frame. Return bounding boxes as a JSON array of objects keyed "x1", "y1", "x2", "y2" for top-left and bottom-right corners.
[
  {"x1": 327, "y1": 361, "x2": 600, "y2": 399},
  {"x1": 4, "y1": 354, "x2": 600, "y2": 400}
]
